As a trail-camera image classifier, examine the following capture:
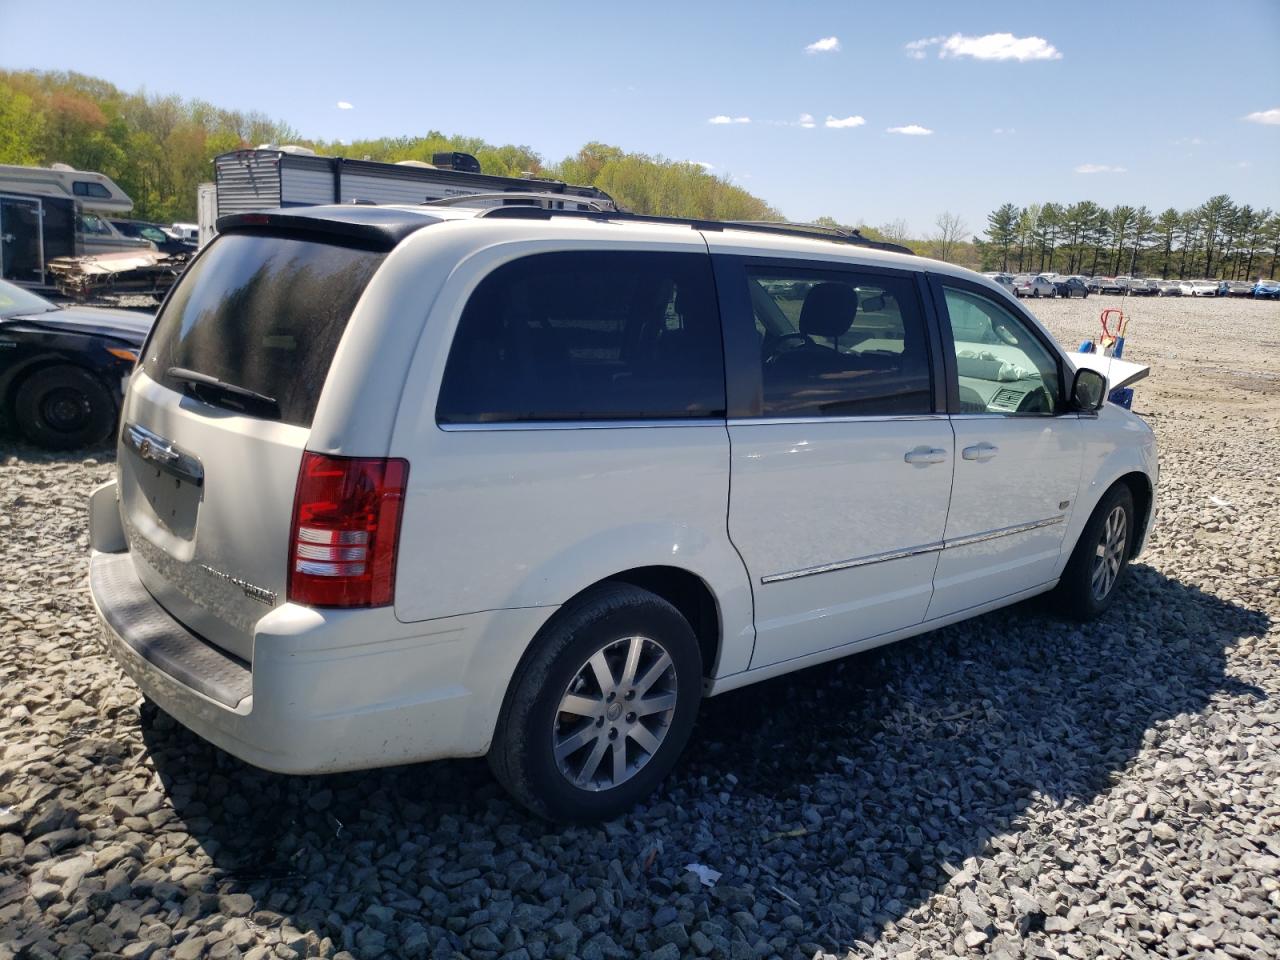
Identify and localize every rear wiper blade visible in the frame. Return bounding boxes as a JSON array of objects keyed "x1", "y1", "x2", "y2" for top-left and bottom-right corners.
[{"x1": 166, "y1": 366, "x2": 281, "y2": 420}]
